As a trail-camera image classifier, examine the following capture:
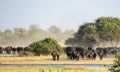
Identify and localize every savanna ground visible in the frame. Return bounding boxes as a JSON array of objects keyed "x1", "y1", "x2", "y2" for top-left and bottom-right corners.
[
  {"x1": 0, "y1": 55, "x2": 114, "y2": 72},
  {"x1": 0, "y1": 66, "x2": 109, "y2": 72}
]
